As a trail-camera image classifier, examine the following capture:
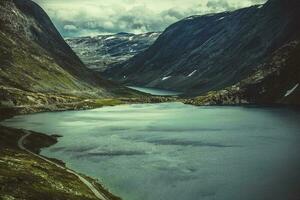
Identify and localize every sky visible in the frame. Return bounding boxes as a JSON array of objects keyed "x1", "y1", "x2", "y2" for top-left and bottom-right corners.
[{"x1": 33, "y1": 0, "x2": 267, "y2": 38}]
